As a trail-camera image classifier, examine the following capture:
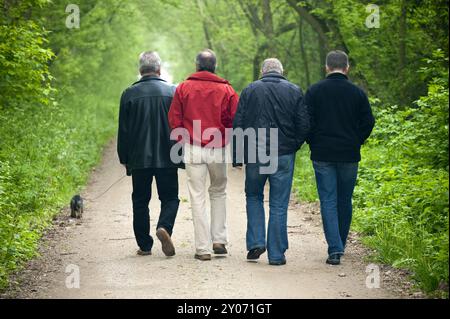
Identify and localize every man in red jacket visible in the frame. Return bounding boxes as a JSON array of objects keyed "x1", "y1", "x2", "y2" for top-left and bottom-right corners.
[{"x1": 168, "y1": 49, "x2": 239, "y2": 261}]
